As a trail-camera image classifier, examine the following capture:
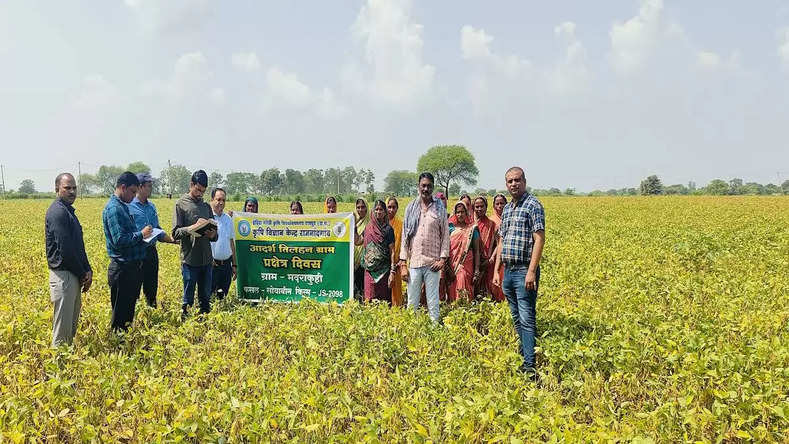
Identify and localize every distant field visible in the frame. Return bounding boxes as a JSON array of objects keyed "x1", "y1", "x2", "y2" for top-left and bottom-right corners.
[{"x1": 1, "y1": 197, "x2": 787, "y2": 441}]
